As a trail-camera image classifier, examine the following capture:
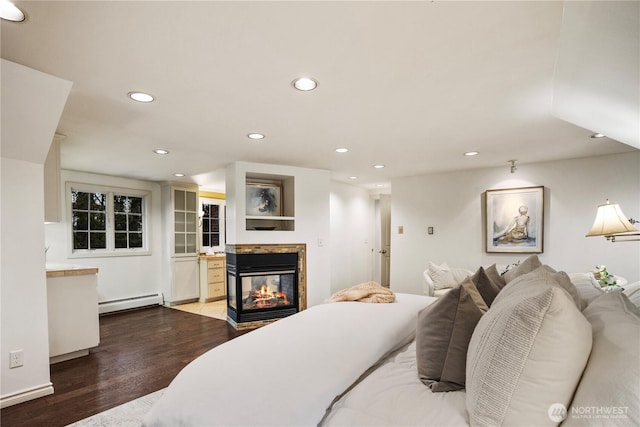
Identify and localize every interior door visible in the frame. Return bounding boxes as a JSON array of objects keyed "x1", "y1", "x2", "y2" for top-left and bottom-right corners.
[{"x1": 378, "y1": 194, "x2": 391, "y2": 287}]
